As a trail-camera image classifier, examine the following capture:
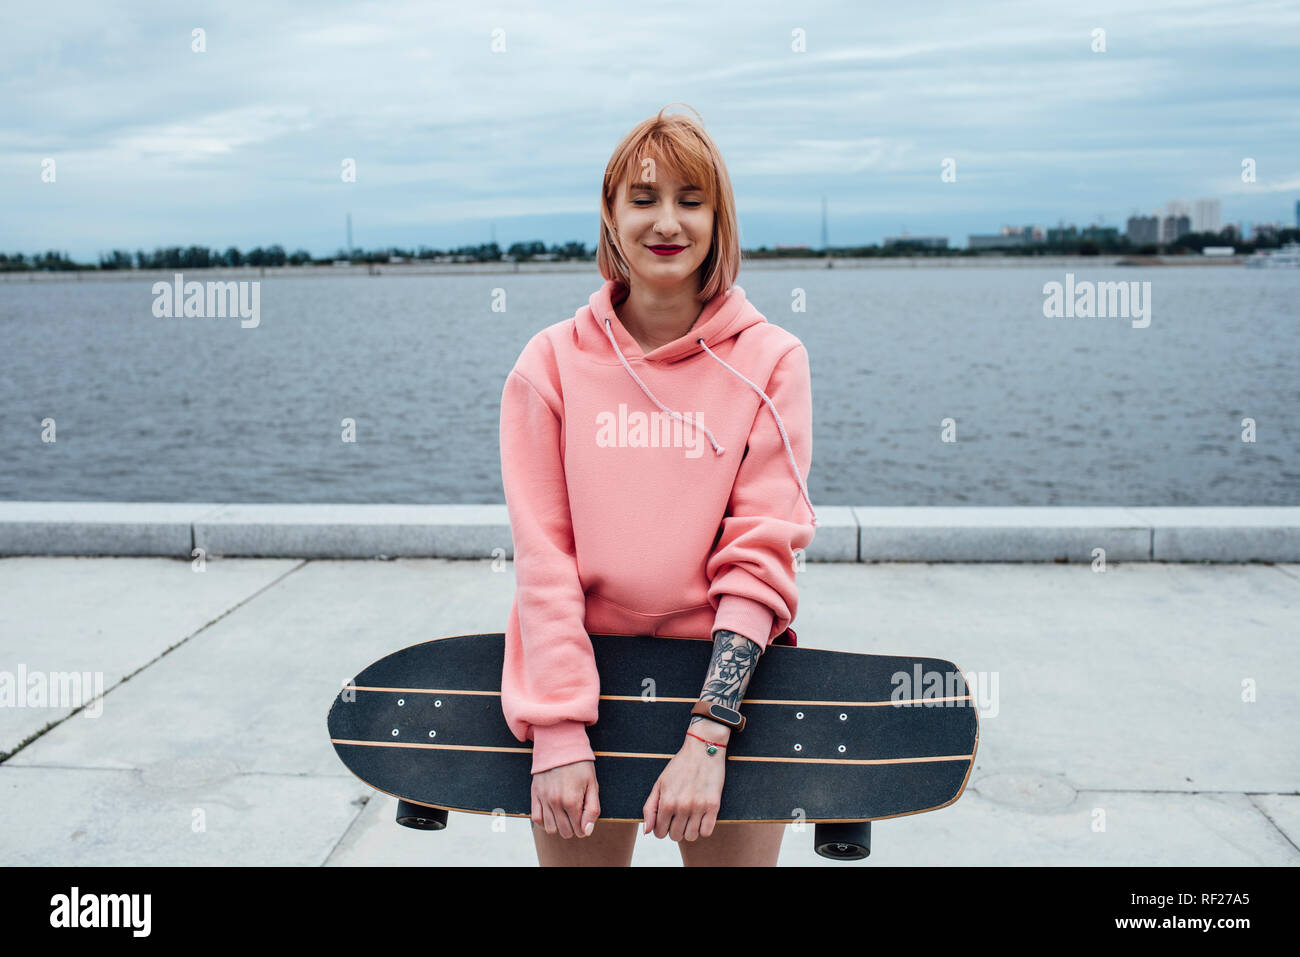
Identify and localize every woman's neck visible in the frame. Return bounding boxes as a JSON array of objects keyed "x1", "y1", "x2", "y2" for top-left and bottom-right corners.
[{"x1": 616, "y1": 280, "x2": 705, "y2": 354}]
